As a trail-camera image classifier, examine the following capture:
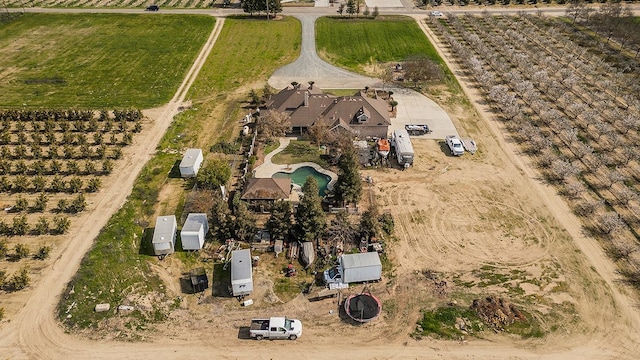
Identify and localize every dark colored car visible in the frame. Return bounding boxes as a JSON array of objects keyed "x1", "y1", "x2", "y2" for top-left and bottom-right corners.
[{"x1": 145, "y1": 5, "x2": 159, "y2": 11}]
